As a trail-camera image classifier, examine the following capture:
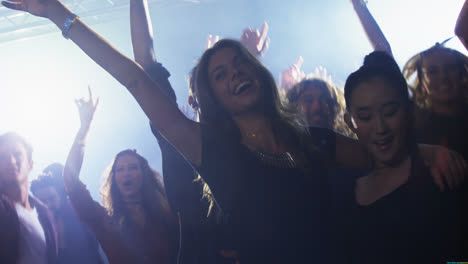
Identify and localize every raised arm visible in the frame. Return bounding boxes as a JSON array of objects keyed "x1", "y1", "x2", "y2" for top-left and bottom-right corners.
[
  {"x1": 455, "y1": 0, "x2": 468, "y2": 51},
  {"x1": 2, "y1": 0, "x2": 202, "y2": 166},
  {"x1": 279, "y1": 56, "x2": 305, "y2": 93},
  {"x1": 130, "y1": 0, "x2": 156, "y2": 68},
  {"x1": 63, "y1": 87, "x2": 99, "y2": 188},
  {"x1": 350, "y1": 0, "x2": 393, "y2": 56},
  {"x1": 63, "y1": 88, "x2": 137, "y2": 264}
]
